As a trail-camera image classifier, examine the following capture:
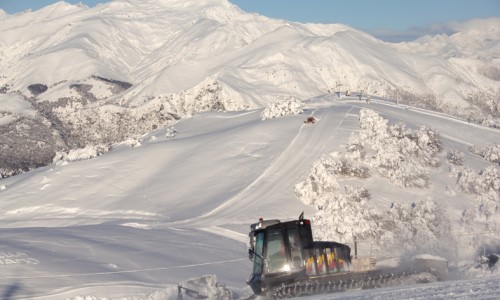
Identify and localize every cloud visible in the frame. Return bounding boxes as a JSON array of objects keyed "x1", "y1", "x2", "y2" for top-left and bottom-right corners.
[{"x1": 369, "y1": 17, "x2": 500, "y2": 43}]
